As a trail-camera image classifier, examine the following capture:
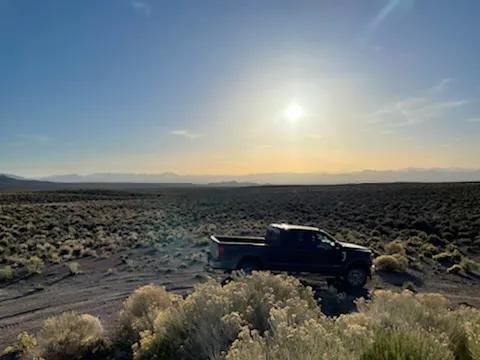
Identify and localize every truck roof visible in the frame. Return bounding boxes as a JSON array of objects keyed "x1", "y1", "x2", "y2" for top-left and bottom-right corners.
[{"x1": 270, "y1": 223, "x2": 320, "y2": 232}]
